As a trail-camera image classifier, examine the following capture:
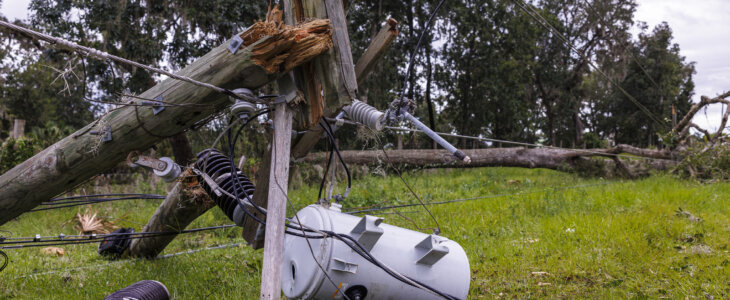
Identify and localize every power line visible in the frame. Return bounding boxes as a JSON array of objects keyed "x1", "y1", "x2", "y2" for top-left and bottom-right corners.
[
  {"x1": 327, "y1": 117, "x2": 675, "y2": 162},
  {"x1": 511, "y1": 0, "x2": 667, "y2": 129},
  {"x1": 32, "y1": 194, "x2": 165, "y2": 211},
  {"x1": 345, "y1": 182, "x2": 613, "y2": 214},
  {"x1": 0, "y1": 224, "x2": 236, "y2": 249},
  {"x1": 12, "y1": 242, "x2": 241, "y2": 279},
  {"x1": 0, "y1": 20, "x2": 265, "y2": 105},
  {"x1": 580, "y1": 0, "x2": 662, "y2": 92}
]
